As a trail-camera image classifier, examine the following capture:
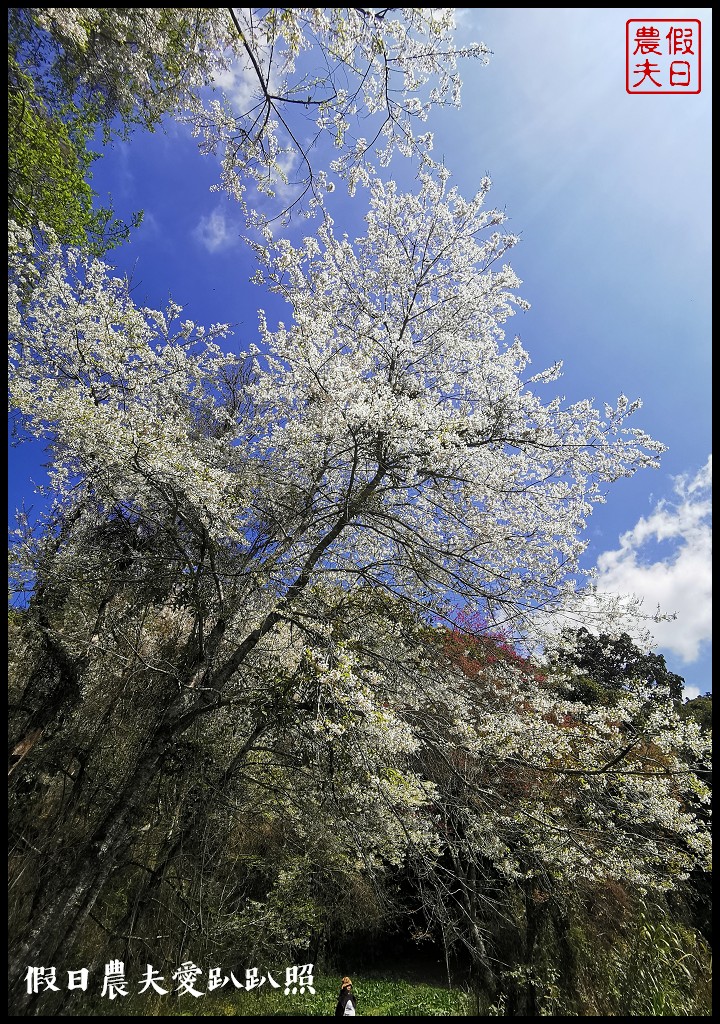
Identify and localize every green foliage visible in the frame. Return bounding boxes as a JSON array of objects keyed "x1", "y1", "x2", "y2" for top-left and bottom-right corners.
[
  {"x1": 486, "y1": 965, "x2": 561, "y2": 1017},
  {"x1": 555, "y1": 894, "x2": 712, "y2": 1017},
  {"x1": 679, "y1": 693, "x2": 712, "y2": 732},
  {"x1": 8, "y1": 60, "x2": 134, "y2": 254},
  {"x1": 552, "y1": 626, "x2": 685, "y2": 703},
  {"x1": 612, "y1": 913, "x2": 712, "y2": 1016},
  {"x1": 8, "y1": 8, "x2": 141, "y2": 255},
  {"x1": 351, "y1": 978, "x2": 470, "y2": 1016}
]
